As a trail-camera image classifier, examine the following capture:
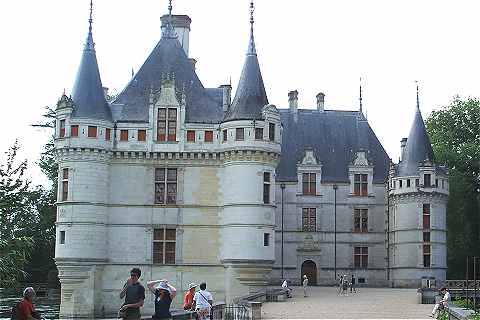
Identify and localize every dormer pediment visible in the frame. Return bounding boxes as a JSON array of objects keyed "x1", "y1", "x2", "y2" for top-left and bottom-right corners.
[
  {"x1": 153, "y1": 76, "x2": 182, "y2": 107},
  {"x1": 299, "y1": 148, "x2": 319, "y2": 166},
  {"x1": 351, "y1": 150, "x2": 373, "y2": 167}
]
